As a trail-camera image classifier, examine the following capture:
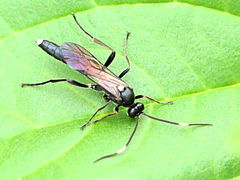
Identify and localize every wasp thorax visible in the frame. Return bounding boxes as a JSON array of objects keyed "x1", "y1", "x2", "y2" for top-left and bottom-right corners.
[
  {"x1": 117, "y1": 85, "x2": 125, "y2": 92},
  {"x1": 128, "y1": 102, "x2": 144, "y2": 118},
  {"x1": 120, "y1": 87, "x2": 135, "y2": 107}
]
